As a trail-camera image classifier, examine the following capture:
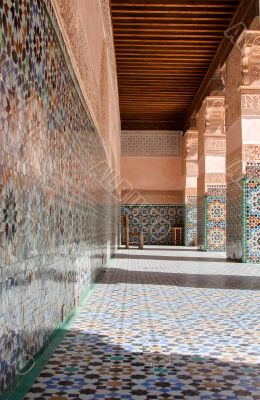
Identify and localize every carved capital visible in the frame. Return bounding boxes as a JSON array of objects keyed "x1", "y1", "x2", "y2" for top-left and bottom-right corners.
[
  {"x1": 184, "y1": 130, "x2": 198, "y2": 161},
  {"x1": 241, "y1": 30, "x2": 260, "y2": 87},
  {"x1": 204, "y1": 96, "x2": 225, "y2": 136}
]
